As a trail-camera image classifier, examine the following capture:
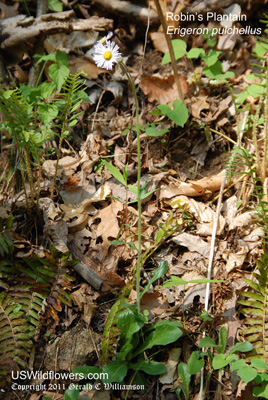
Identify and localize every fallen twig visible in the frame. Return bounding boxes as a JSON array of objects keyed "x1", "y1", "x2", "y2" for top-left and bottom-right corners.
[
  {"x1": 91, "y1": 0, "x2": 159, "y2": 23},
  {"x1": 0, "y1": 11, "x2": 112, "y2": 49}
]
